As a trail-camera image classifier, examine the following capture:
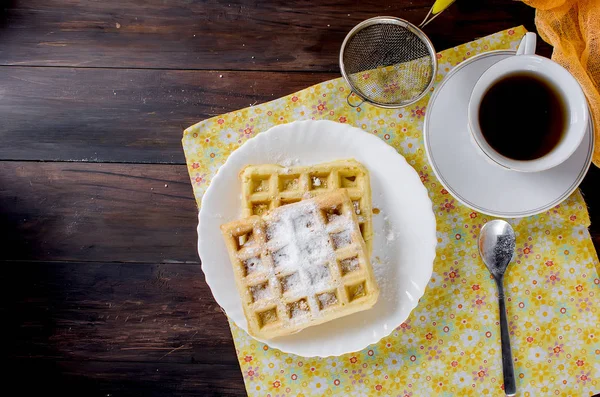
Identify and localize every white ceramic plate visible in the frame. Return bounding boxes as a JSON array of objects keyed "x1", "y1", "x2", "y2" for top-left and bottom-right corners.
[
  {"x1": 198, "y1": 120, "x2": 436, "y2": 357},
  {"x1": 424, "y1": 51, "x2": 594, "y2": 218}
]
